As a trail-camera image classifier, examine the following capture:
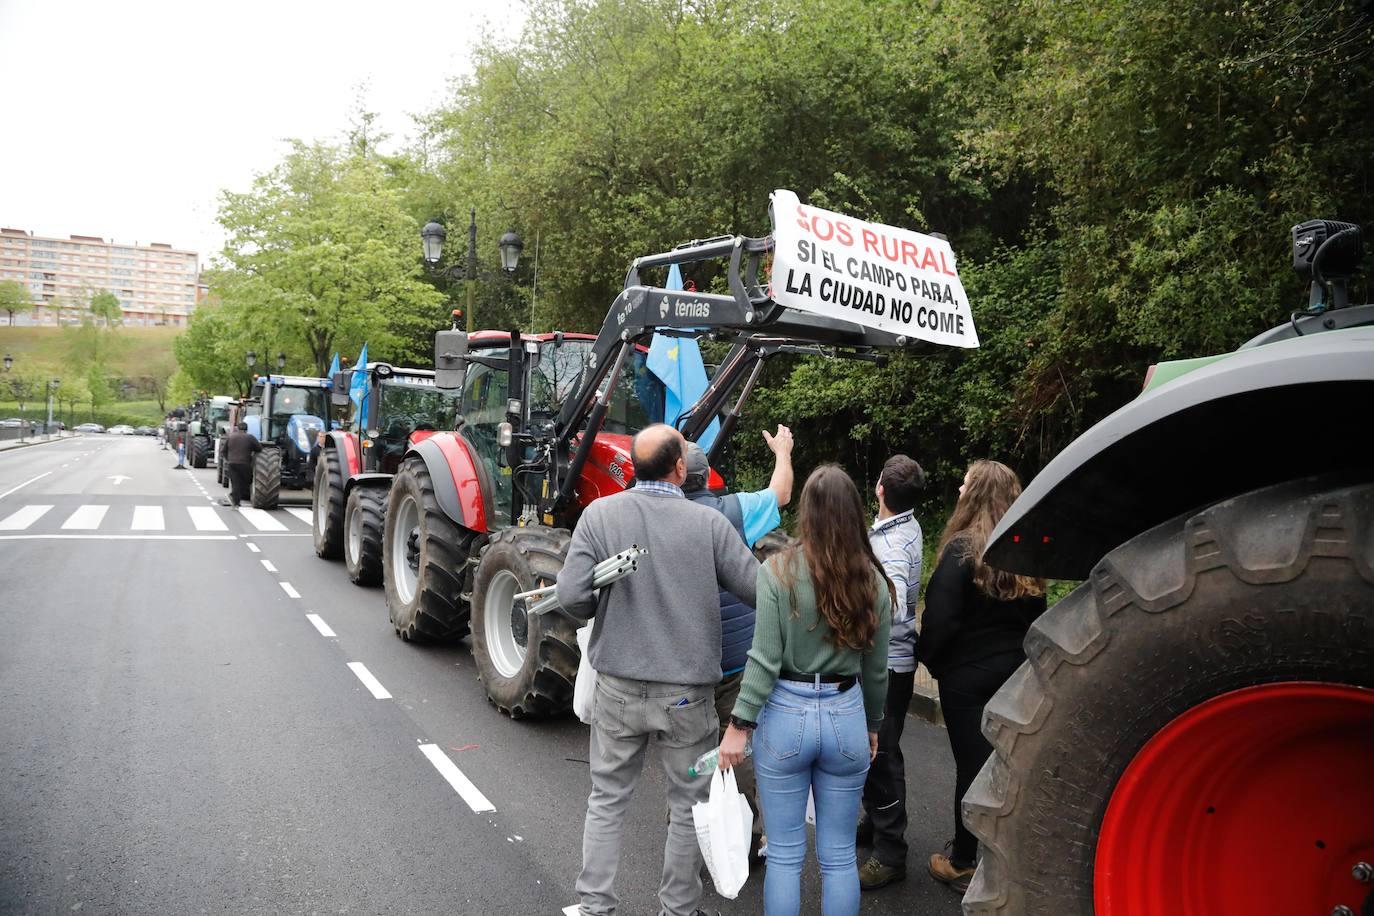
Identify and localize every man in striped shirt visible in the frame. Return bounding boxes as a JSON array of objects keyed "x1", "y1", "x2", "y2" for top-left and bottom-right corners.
[{"x1": 858, "y1": 454, "x2": 926, "y2": 890}]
